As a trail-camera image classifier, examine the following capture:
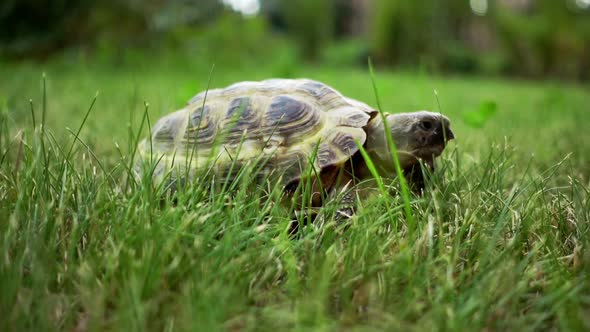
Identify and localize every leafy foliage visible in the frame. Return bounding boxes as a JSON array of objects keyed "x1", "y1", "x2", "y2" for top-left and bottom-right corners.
[
  {"x1": 370, "y1": 0, "x2": 471, "y2": 69},
  {"x1": 493, "y1": 0, "x2": 590, "y2": 80},
  {"x1": 462, "y1": 100, "x2": 498, "y2": 128},
  {"x1": 278, "y1": 0, "x2": 335, "y2": 61},
  {"x1": 370, "y1": 0, "x2": 590, "y2": 79},
  {"x1": 0, "y1": 0, "x2": 224, "y2": 58}
]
